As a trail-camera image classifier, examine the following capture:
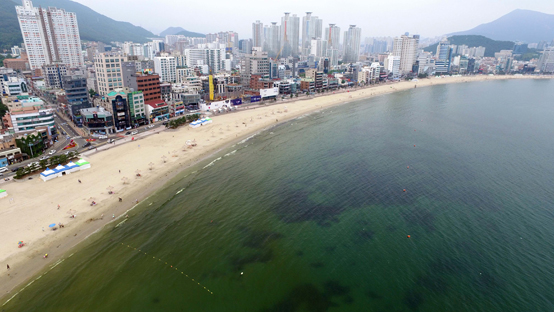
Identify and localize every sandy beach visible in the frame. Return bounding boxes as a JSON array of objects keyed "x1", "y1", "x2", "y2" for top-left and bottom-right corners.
[{"x1": 0, "y1": 74, "x2": 550, "y2": 302}]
